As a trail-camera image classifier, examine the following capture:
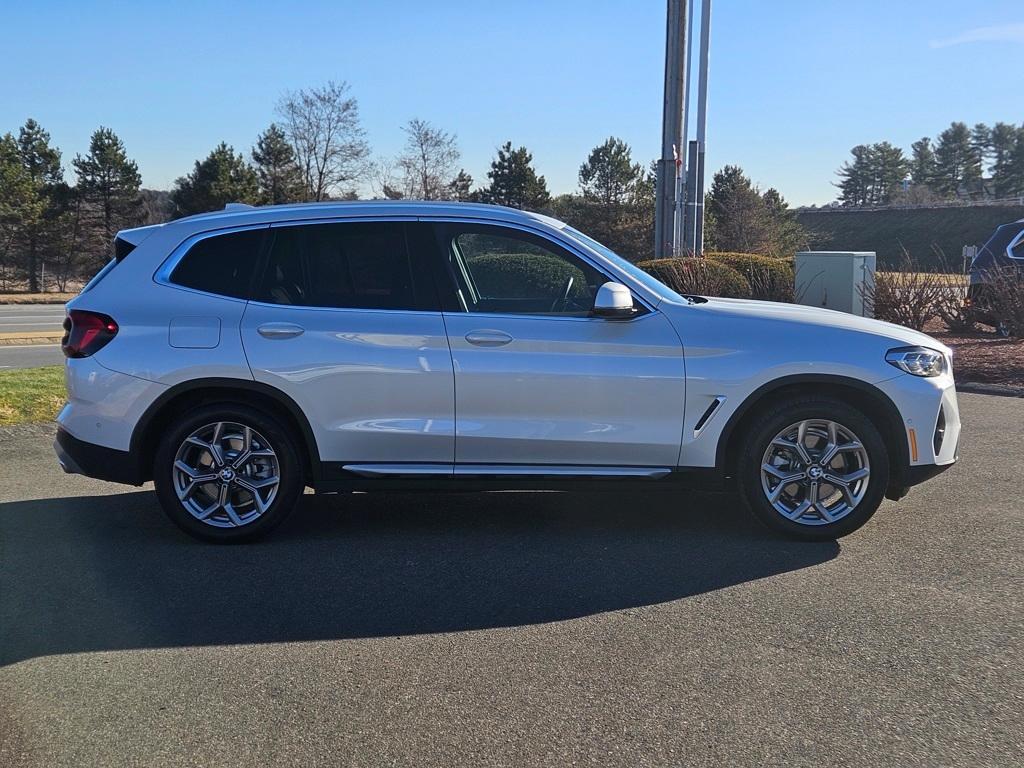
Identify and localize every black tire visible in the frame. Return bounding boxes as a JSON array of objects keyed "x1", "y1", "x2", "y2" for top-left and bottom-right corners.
[
  {"x1": 737, "y1": 395, "x2": 890, "y2": 541},
  {"x1": 153, "y1": 403, "x2": 304, "y2": 542}
]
